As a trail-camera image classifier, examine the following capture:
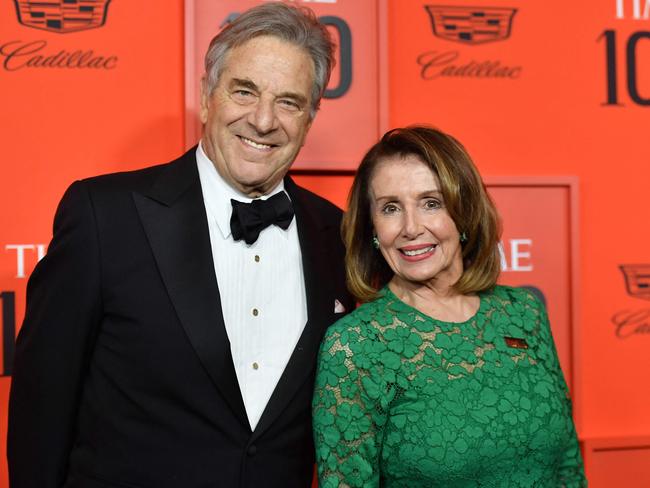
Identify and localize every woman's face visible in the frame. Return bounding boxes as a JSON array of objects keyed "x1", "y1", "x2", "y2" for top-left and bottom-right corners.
[{"x1": 369, "y1": 154, "x2": 464, "y2": 290}]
